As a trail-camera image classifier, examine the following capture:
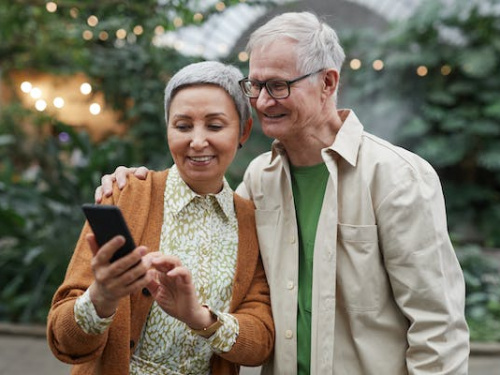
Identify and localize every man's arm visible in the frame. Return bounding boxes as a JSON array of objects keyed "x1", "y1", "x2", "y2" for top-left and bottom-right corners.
[
  {"x1": 94, "y1": 166, "x2": 150, "y2": 202},
  {"x1": 377, "y1": 166, "x2": 469, "y2": 374}
]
